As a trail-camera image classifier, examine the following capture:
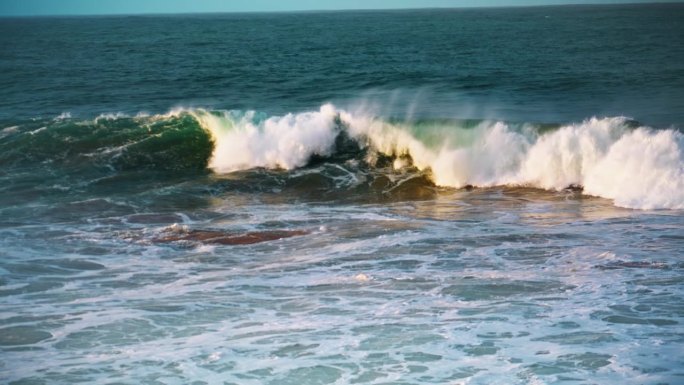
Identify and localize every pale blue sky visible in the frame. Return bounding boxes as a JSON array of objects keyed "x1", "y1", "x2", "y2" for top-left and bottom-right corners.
[{"x1": 0, "y1": 0, "x2": 679, "y2": 16}]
